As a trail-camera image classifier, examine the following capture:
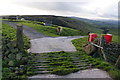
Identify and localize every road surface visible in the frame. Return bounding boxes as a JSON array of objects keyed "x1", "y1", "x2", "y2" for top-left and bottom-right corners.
[{"x1": 29, "y1": 36, "x2": 85, "y2": 53}]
